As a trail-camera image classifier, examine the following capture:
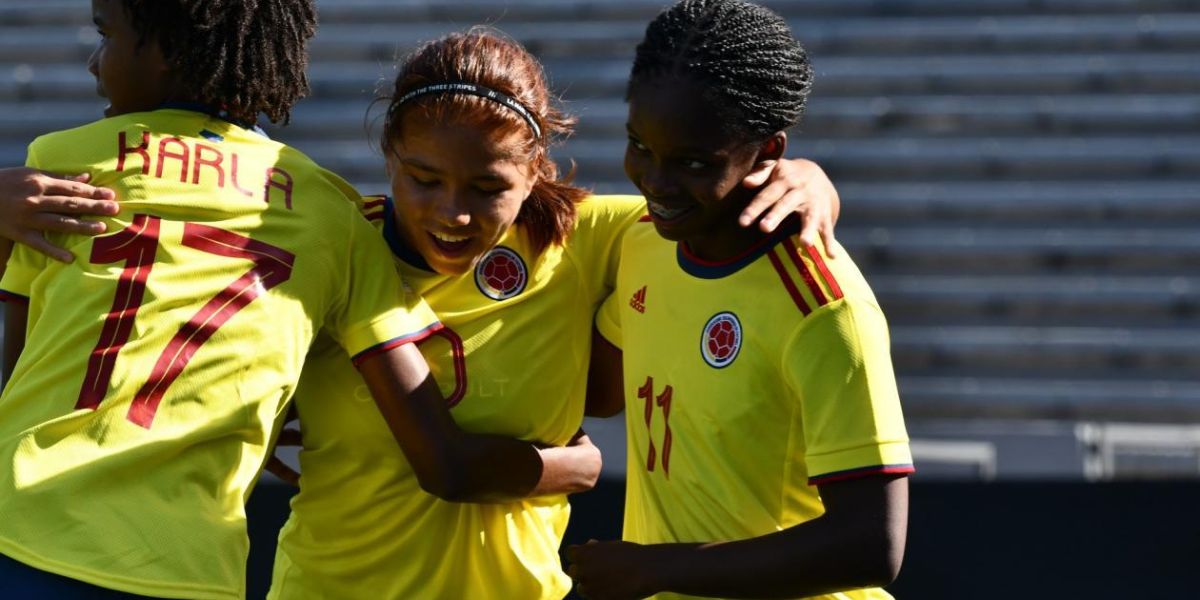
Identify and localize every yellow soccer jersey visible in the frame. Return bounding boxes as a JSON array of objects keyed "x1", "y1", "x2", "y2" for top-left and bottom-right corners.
[
  {"x1": 0, "y1": 109, "x2": 439, "y2": 600},
  {"x1": 596, "y1": 219, "x2": 913, "y2": 600},
  {"x1": 269, "y1": 194, "x2": 646, "y2": 600}
]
